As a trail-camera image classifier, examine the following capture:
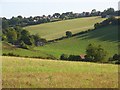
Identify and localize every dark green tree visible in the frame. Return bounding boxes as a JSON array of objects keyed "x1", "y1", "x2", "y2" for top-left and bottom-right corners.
[
  {"x1": 2, "y1": 19, "x2": 9, "y2": 29},
  {"x1": 86, "y1": 44, "x2": 107, "y2": 62},
  {"x1": 7, "y1": 28, "x2": 17, "y2": 44},
  {"x1": 66, "y1": 31, "x2": 72, "y2": 38},
  {"x1": 60, "y1": 54, "x2": 68, "y2": 60}
]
